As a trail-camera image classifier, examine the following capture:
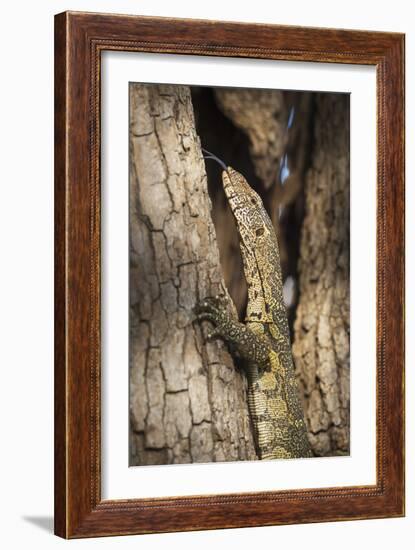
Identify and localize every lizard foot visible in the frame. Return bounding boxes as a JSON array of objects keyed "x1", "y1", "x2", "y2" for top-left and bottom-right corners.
[
  {"x1": 194, "y1": 295, "x2": 234, "y2": 341},
  {"x1": 194, "y1": 295, "x2": 233, "y2": 332},
  {"x1": 194, "y1": 296, "x2": 270, "y2": 366}
]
